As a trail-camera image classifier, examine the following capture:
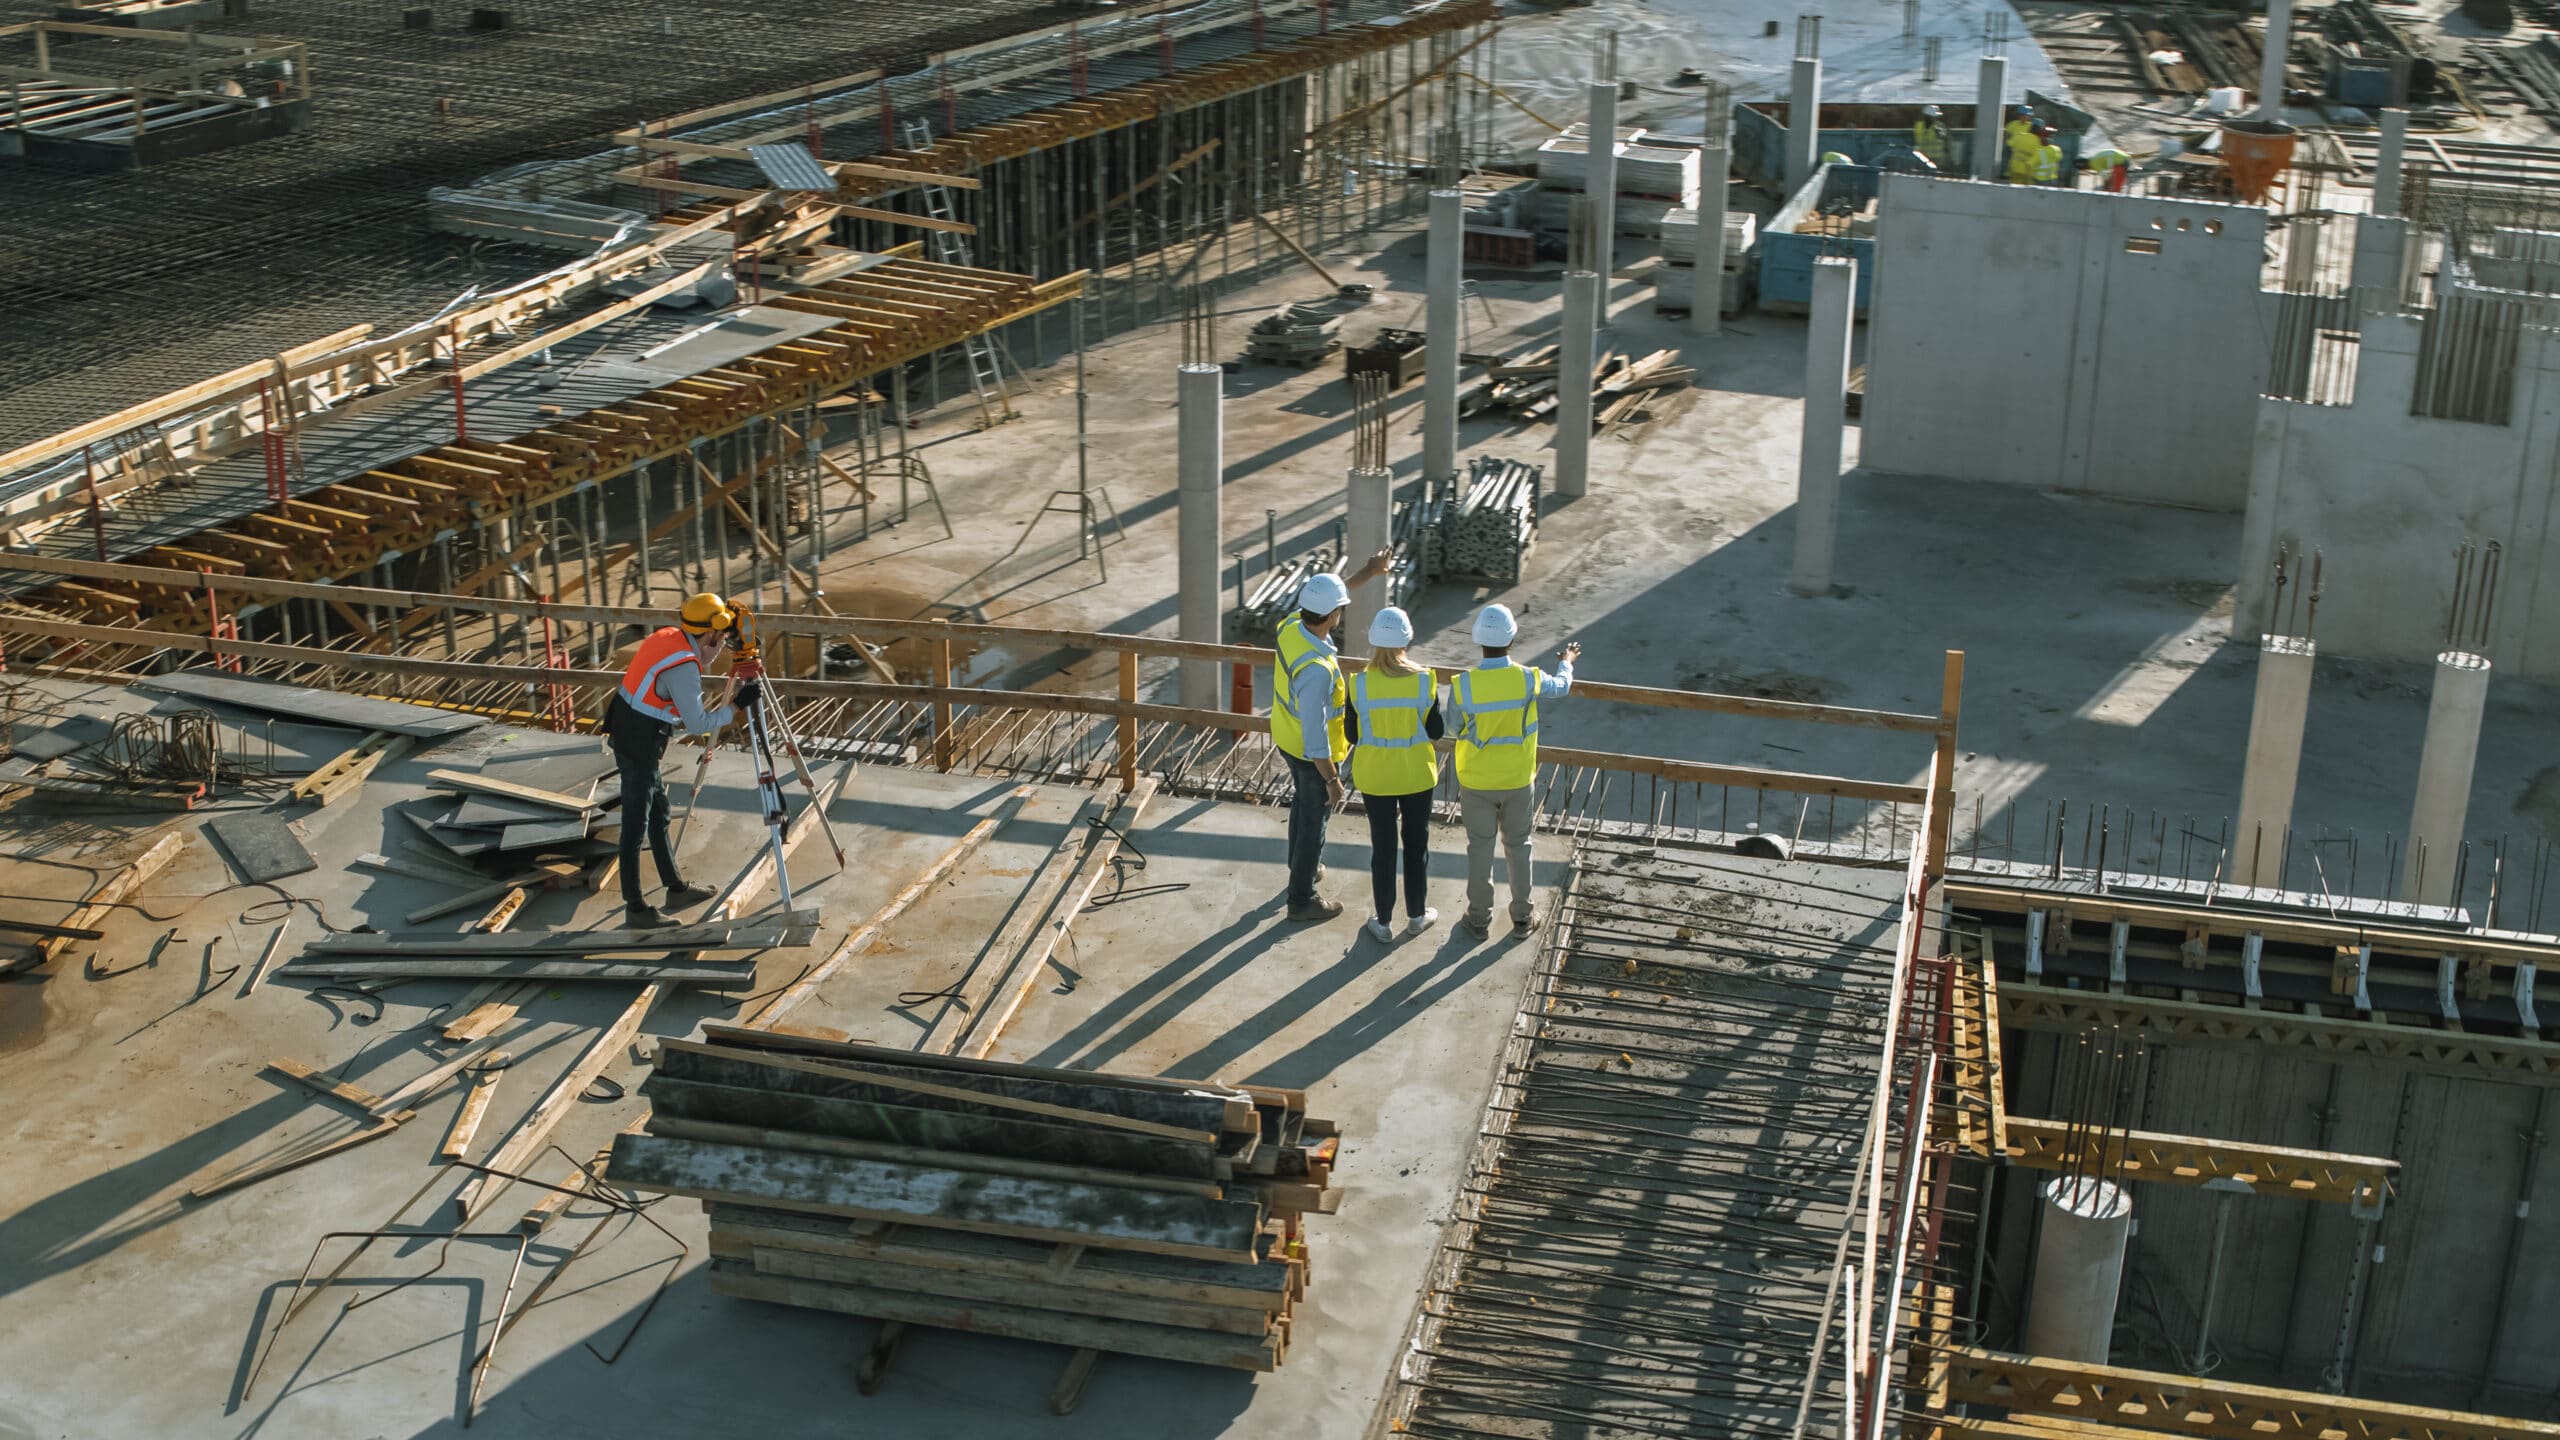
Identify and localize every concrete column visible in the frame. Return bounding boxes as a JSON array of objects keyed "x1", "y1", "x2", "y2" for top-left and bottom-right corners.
[
  {"x1": 2349, "y1": 213, "x2": 2410, "y2": 296},
  {"x1": 1555, "y1": 269, "x2": 1597, "y2": 497},
  {"x1": 1176, "y1": 362, "x2": 1224, "y2": 709},
  {"x1": 1585, "y1": 81, "x2": 1618, "y2": 303},
  {"x1": 2258, "y1": 0, "x2": 2294, "y2": 118},
  {"x1": 2373, "y1": 107, "x2": 2409, "y2": 217},
  {"x1": 1973, "y1": 54, "x2": 2009, "y2": 181},
  {"x1": 2023, "y1": 1177, "x2": 2132, "y2": 1364},
  {"x1": 1424, "y1": 188, "x2": 1462, "y2": 487},
  {"x1": 2405, "y1": 650, "x2": 2491, "y2": 906},
  {"x1": 2232, "y1": 634, "x2": 2315, "y2": 889},
  {"x1": 1792, "y1": 255, "x2": 1854, "y2": 597},
  {"x1": 1785, "y1": 56, "x2": 1823, "y2": 195},
  {"x1": 1344, "y1": 466, "x2": 1392, "y2": 647},
  {"x1": 1692, "y1": 141, "x2": 1728, "y2": 335}
]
